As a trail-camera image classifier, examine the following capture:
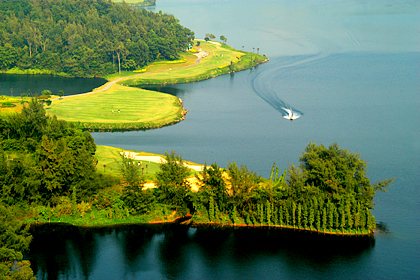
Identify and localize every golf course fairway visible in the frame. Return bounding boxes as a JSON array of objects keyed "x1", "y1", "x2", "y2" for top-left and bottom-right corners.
[{"x1": 46, "y1": 40, "x2": 268, "y2": 131}]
